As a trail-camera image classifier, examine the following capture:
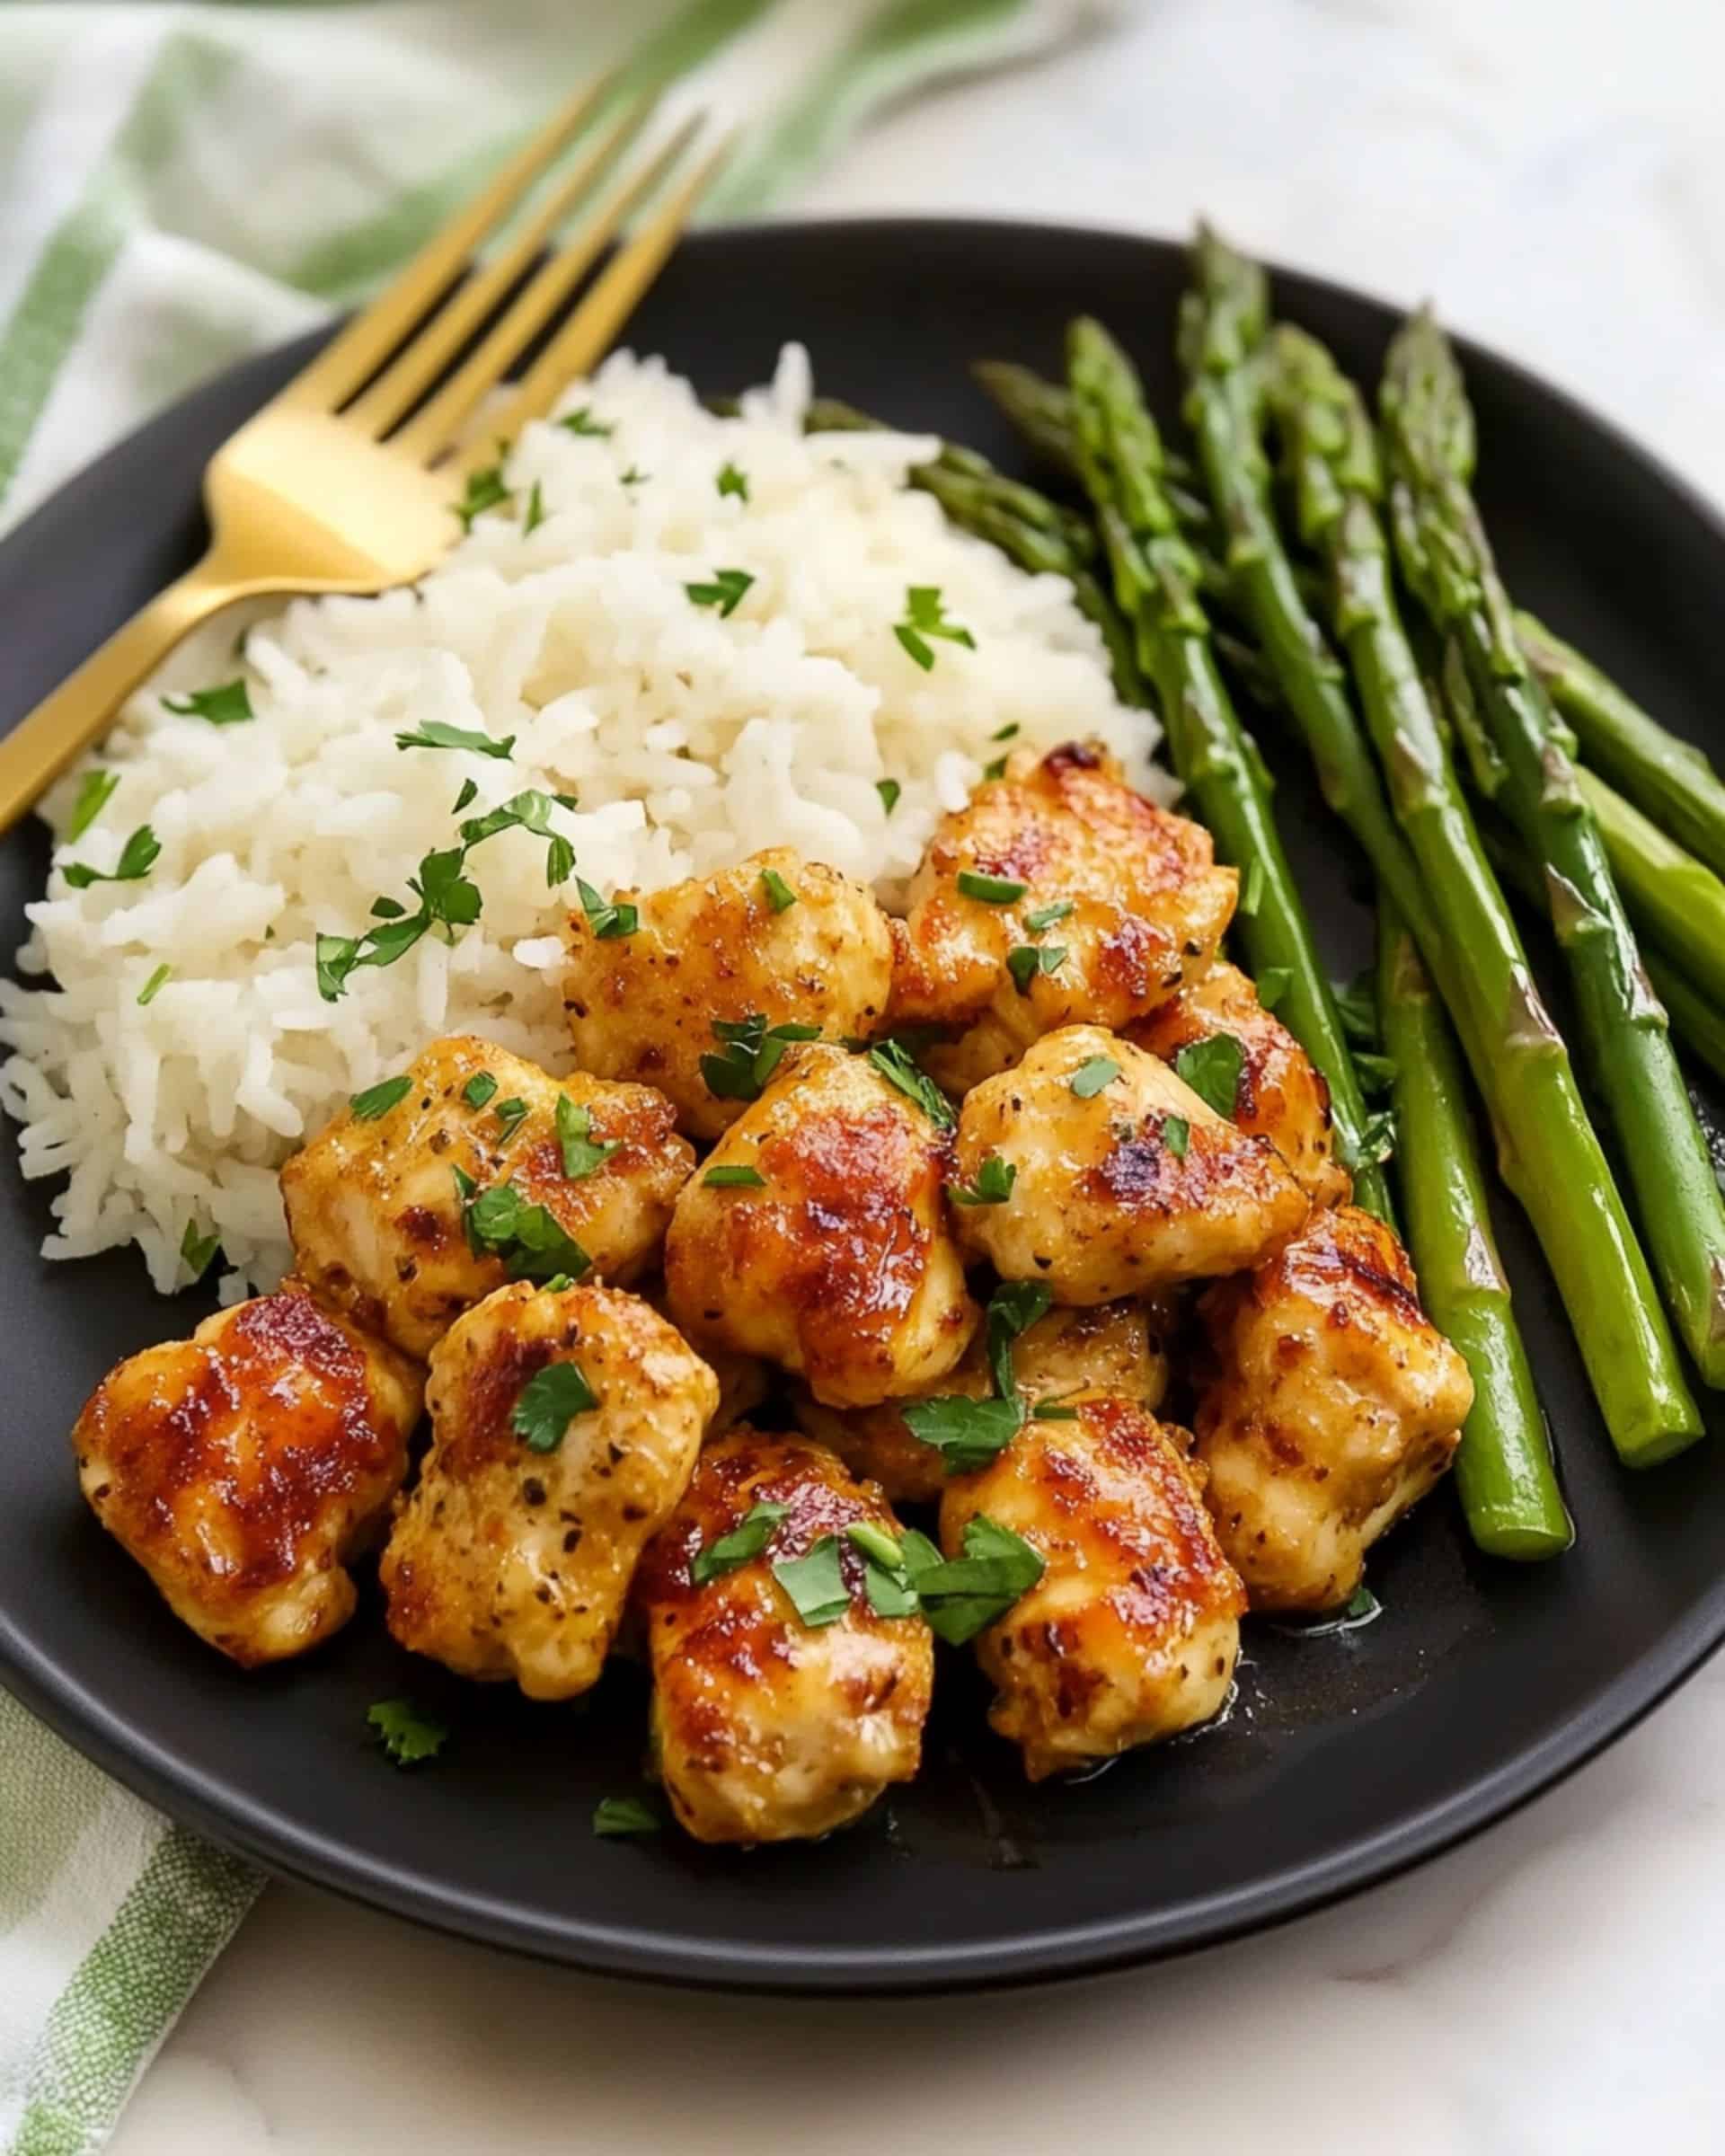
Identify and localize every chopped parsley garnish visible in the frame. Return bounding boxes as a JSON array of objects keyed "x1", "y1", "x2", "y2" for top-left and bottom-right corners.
[
  {"x1": 1257, "y1": 967, "x2": 1291, "y2": 1011},
  {"x1": 986, "y1": 1281, "x2": 1052, "y2": 1398},
  {"x1": 955, "y1": 869, "x2": 1024, "y2": 905},
  {"x1": 367, "y1": 1699, "x2": 448, "y2": 1768},
  {"x1": 511, "y1": 1359, "x2": 598, "y2": 1452},
  {"x1": 1069, "y1": 1055, "x2": 1119, "y2": 1099},
  {"x1": 905, "y1": 1515, "x2": 1046, "y2": 1645},
  {"x1": 1024, "y1": 900, "x2": 1074, "y2": 933},
  {"x1": 394, "y1": 720, "x2": 516, "y2": 759},
  {"x1": 63, "y1": 824, "x2": 160, "y2": 889},
  {"x1": 350, "y1": 1074, "x2": 411, "y2": 1120},
  {"x1": 522, "y1": 479, "x2": 546, "y2": 535},
  {"x1": 876, "y1": 778, "x2": 901, "y2": 815},
  {"x1": 899, "y1": 1393, "x2": 1023, "y2": 1475},
  {"x1": 463, "y1": 1071, "x2": 499, "y2": 1109},
  {"x1": 556, "y1": 1094, "x2": 620, "y2": 1180},
  {"x1": 771, "y1": 1535, "x2": 853, "y2": 1629},
  {"x1": 1032, "y1": 1400, "x2": 1080, "y2": 1421},
  {"x1": 1006, "y1": 942, "x2": 1066, "y2": 994},
  {"x1": 459, "y1": 1176, "x2": 591, "y2": 1282},
  {"x1": 558, "y1": 406, "x2": 613, "y2": 437},
  {"x1": 691, "y1": 1498, "x2": 788, "y2": 1586},
  {"x1": 848, "y1": 1524, "x2": 922, "y2": 1620},
  {"x1": 686, "y1": 567, "x2": 755, "y2": 618},
  {"x1": 866, "y1": 1038, "x2": 955, "y2": 1127},
  {"x1": 136, "y1": 963, "x2": 172, "y2": 1007},
  {"x1": 1163, "y1": 1113, "x2": 1190, "y2": 1159},
  {"x1": 66, "y1": 768, "x2": 119, "y2": 842},
  {"x1": 982, "y1": 755, "x2": 1008, "y2": 782},
  {"x1": 1346, "y1": 1583, "x2": 1381, "y2": 1621},
  {"x1": 894, "y1": 585, "x2": 975, "y2": 670},
  {"x1": 902, "y1": 1282, "x2": 1048, "y2": 1473},
  {"x1": 314, "y1": 835, "x2": 485, "y2": 1002},
  {"x1": 492, "y1": 1096, "x2": 529, "y2": 1141},
  {"x1": 618, "y1": 464, "x2": 649, "y2": 486},
  {"x1": 546, "y1": 834, "x2": 575, "y2": 888},
  {"x1": 164, "y1": 679, "x2": 252, "y2": 727},
  {"x1": 948, "y1": 1154, "x2": 1015, "y2": 1207},
  {"x1": 716, "y1": 461, "x2": 749, "y2": 500},
  {"x1": 701, "y1": 1015, "x2": 820, "y2": 1102},
  {"x1": 704, "y1": 1163, "x2": 765, "y2": 1188},
  {"x1": 593, "y1": 1795, "x2": 660, "y2": 1838},
  {"x1": 846, "y1": 1522, "x2": 904, "y2": 1570},
  {"x1": 452, "y1": 463, "x2": 511, "y2": 531},
  {"x1": 1338, "y1": 1109, "x2": 1397, "y2": 1173},
  {"x1": 575, "y1": 878, "x2": 638, "y2": 940},
  {"x1": 758, "y1": 866, "x2": 797, "y2": 913},
  {"x1": 991, "y1": 722, "x2": 1020, "y2": 742},
  {"x1": 180, "y1": 1218, "x2": 220, "y2": 1282},
  {"x1": 1174, "y1": 1034, "x2": 1245, "y2": 1118},
  {"x1": 1240, "y1": 857, "x2": 1265, "y2": 917},
  {"x1": 452, "y1": 776, "x2": 479, "y2": 814}
]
